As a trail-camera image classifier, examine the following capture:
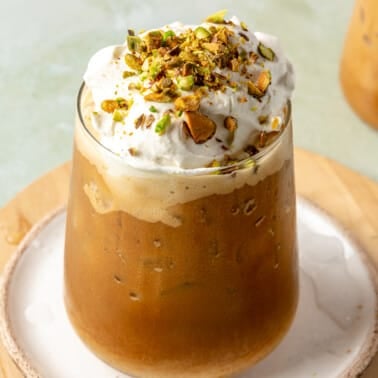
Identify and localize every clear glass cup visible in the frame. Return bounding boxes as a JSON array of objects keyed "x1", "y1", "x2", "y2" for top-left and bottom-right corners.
[
  {"x1": 340, "y1": 0, "x2": 378, "y2": 129},
  {"x1": 64, "y1": 84, "x2": 298, "y2": 377}
]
